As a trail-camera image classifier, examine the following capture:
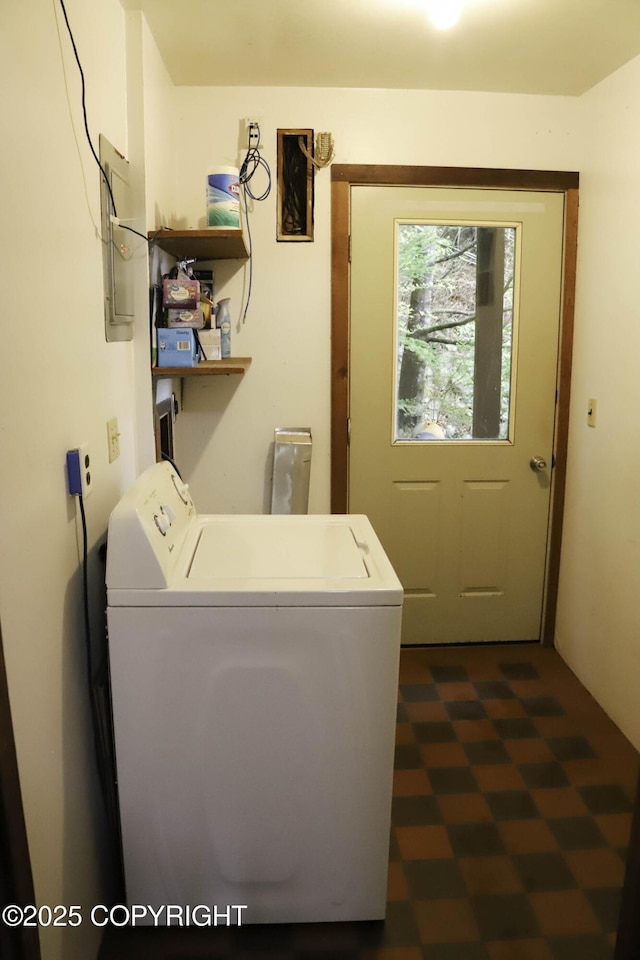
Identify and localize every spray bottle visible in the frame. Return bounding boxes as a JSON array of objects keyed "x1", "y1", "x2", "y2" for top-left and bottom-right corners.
[{"x1": 214, "y1": 298, "x2": 232, "y2": 358}]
